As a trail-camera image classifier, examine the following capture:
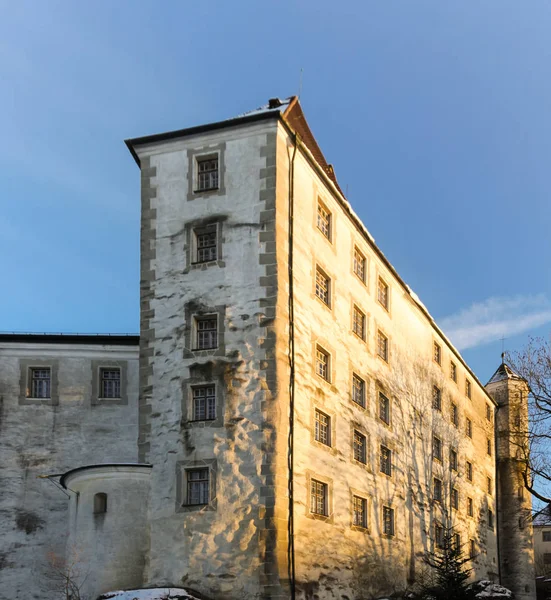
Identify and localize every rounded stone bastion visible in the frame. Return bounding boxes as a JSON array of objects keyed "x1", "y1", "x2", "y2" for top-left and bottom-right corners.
[{"x1": 60, "y1": 463, "x2": 152, "y2": 598}]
